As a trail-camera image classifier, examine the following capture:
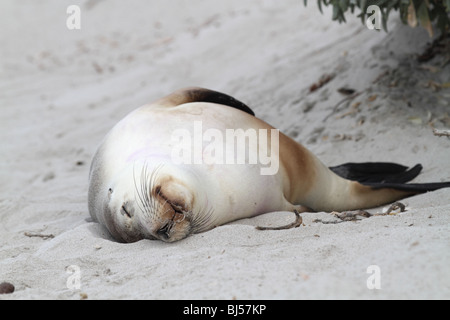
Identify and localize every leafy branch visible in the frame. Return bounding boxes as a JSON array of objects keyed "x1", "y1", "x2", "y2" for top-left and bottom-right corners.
[{"x1": 304, "y1": 0, "x2": 450, "y2": 36}]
